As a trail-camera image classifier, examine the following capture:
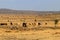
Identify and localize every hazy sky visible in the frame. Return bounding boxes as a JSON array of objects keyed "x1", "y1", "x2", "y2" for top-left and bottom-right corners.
[{"x1": 0, "y1": 0, "x2": 60, "y2": 11}]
